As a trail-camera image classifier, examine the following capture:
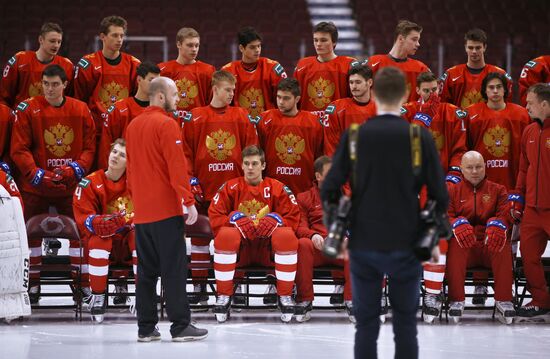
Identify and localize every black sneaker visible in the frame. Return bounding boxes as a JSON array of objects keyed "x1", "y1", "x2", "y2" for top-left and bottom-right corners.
[
  {"x1": 172, "y1": 323, "x2": 208, "y2": 342},
  {"x1": 516, "y1": 303, "x2": 550, "y2": 318},
  {"x1": 137, "y1": 327, "x2": 161, "y2": 342}
]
